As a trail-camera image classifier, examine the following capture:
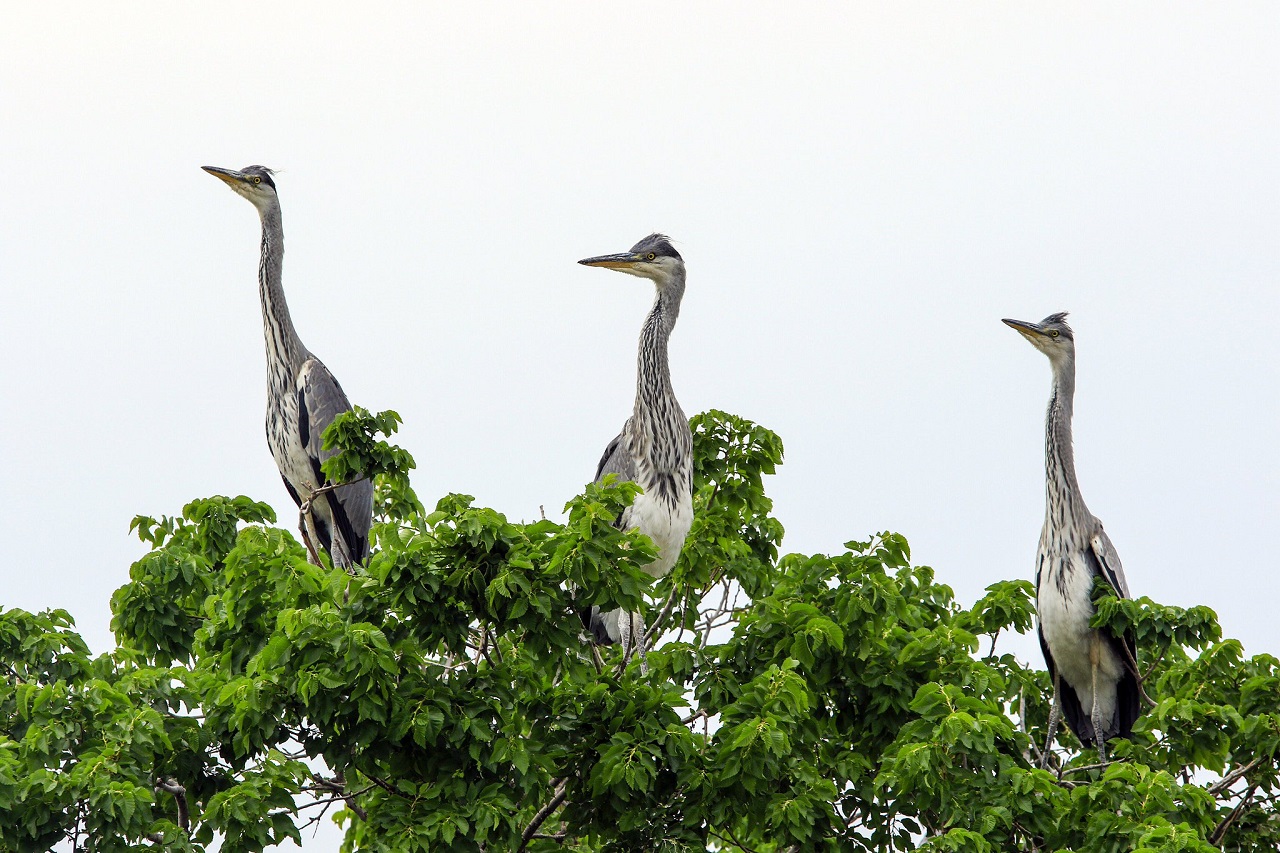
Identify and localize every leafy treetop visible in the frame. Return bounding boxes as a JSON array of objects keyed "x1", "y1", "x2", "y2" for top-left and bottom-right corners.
[{"x1": 0, "y1": 409, "x2": 1275, "y2": 851}]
